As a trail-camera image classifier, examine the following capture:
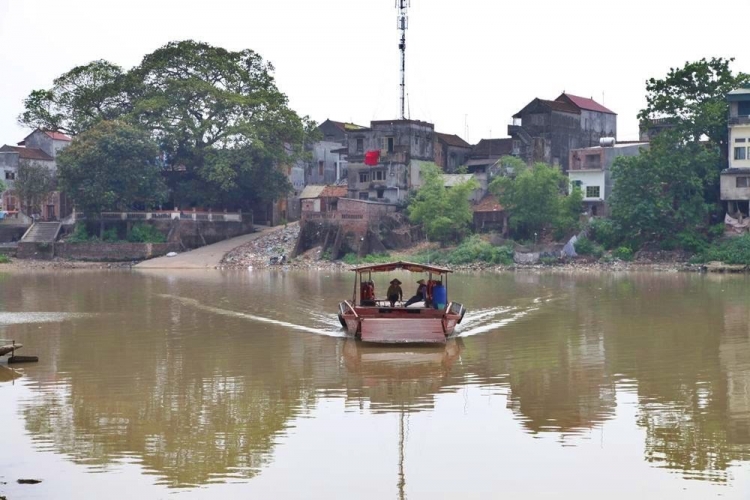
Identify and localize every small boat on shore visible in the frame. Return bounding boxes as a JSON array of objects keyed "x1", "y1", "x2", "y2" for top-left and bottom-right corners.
[{"x1": 337, "y1": 261, "x2": 466, "y2": 344}]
